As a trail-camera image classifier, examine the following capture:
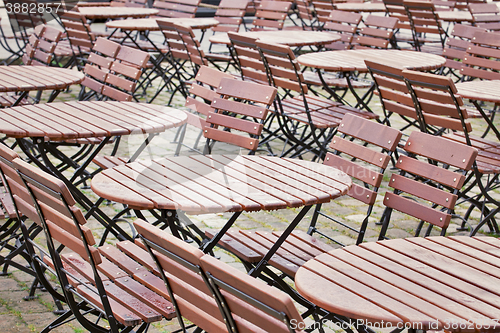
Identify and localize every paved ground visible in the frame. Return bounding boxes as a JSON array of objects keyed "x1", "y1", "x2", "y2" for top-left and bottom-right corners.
[{"x1": 0, "y1": 10, "x2": 499, "y2": 333}]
